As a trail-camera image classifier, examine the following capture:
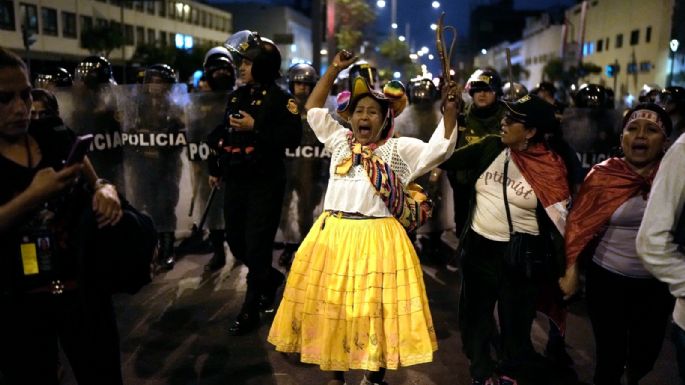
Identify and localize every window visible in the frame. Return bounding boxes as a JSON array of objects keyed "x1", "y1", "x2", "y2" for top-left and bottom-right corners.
[
  {"x1": 0, "y1": 1, "x2": 15, "y2": 31},
  {"x1": 646, "y1": 26, "x2": 652, "y2": 43},
  {"x1": 134, "y1": 1, "x2": 143, "y2": 12},
  {"x1": 191, "y1": 8, "x2": 198, "y2": 25},
  {"x1": 616, "y1": 33, "x2": 623, "y2": 48},
  {"x1": 627, "y1": 62, "x2": 638, "y2": 74},
  {"x1": 605, "y1": 38, "x2": 609, "y2": 51},
  {"x1": 640, "y1": 61, "x2": 652, "y2": 72},
  {"x1": 146, "y1": 1, "x2": 155, "y2": 14},
  {"x1": 168, "y1": 1, "x2": 175, "y2": 18},
  {"x1": 159, "y1": 0, "x2": 166, "y2": 17},
  {"x1": 159, "y1": 31, "x2": 167, "y2": 45},
  {"x1": 80, "y1": 15, "x2": 92, "y2": 34},
  {"x1": 147, "y1": 28, "x2": 155, "y2": 44},
  {"x1": 630, "y1": 29, "x2": 639, "y2": 45},
  {"x1": 41, "y1": 7, "x2": 57, "y2": 36},
  {"x1": 96, "y1": 18, "x2": 108, "y2": 28},
  {"x1": 62, "y1": 11, "x2": 76, "y2": 38},
  {"x1": 201, "y1": 11, "x2": 206, "y2": 27},
  {"x1": 597, "y1": 39, "x2": 603, "y2": 52},
  {"x1": 19, "y1": 3, "x2": 38, "y2": 34},
  {"x1": 136, "y1": 26, "x2": 144, "y2": 44},
  {"x1": 125, "y1": 24, "x2": 133, "y2": 45}
]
